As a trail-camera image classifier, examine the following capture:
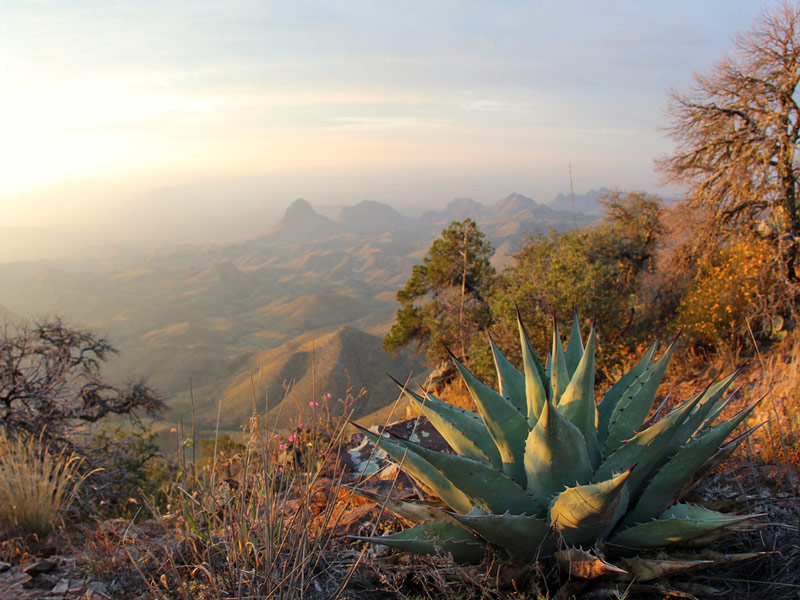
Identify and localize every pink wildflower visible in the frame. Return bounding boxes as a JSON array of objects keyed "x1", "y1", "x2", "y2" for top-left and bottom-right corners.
[{"x1": 279, "y1": 443, "x2": 285, "y2": 450}]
